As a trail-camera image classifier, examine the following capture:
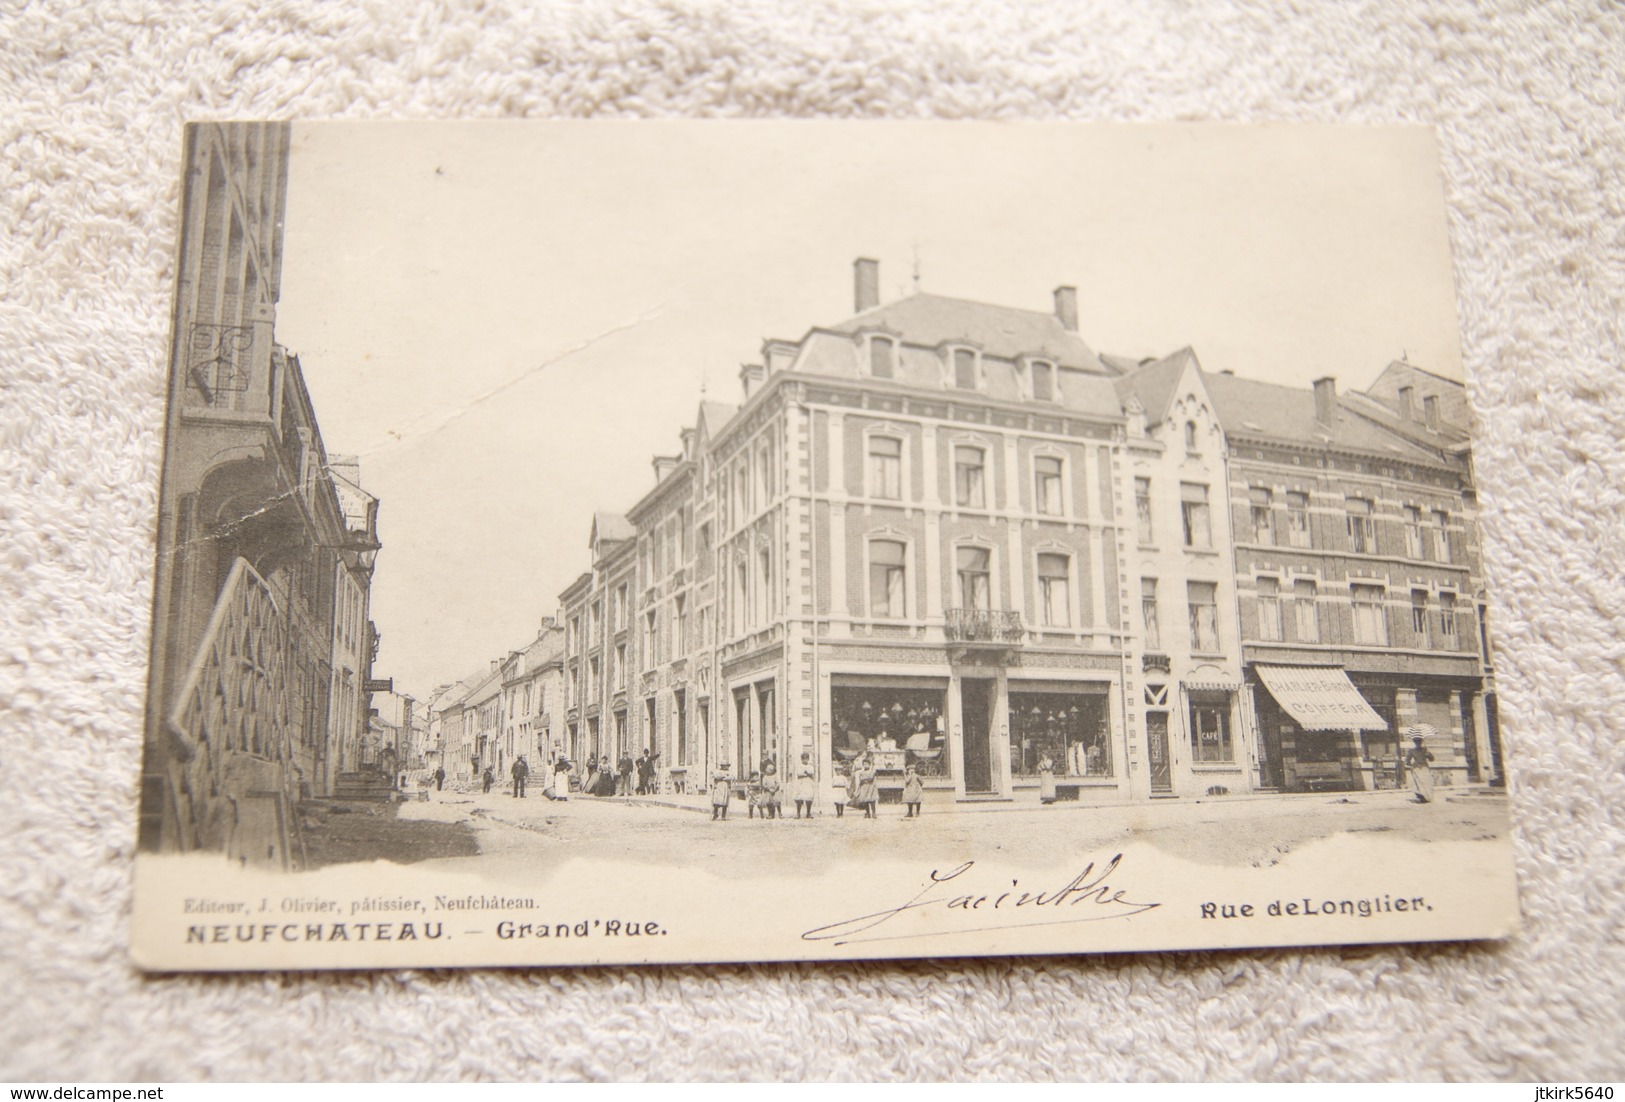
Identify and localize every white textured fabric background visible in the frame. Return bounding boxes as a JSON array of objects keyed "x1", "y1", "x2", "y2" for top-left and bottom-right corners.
[{"x1": 1, "y1": 0, "x2": 1621, "y2": 1082}]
